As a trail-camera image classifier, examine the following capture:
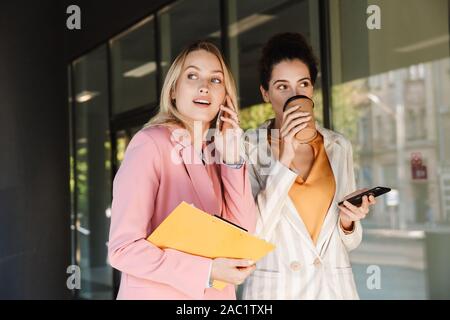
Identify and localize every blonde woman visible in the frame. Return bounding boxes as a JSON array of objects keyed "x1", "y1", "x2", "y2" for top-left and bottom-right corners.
[
  {"x1": 241, "y1": 33, "x2": 376, "y2": 299},
  {"x1": 108, "y1": 41, "x2": 256, "y2": 300}
]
